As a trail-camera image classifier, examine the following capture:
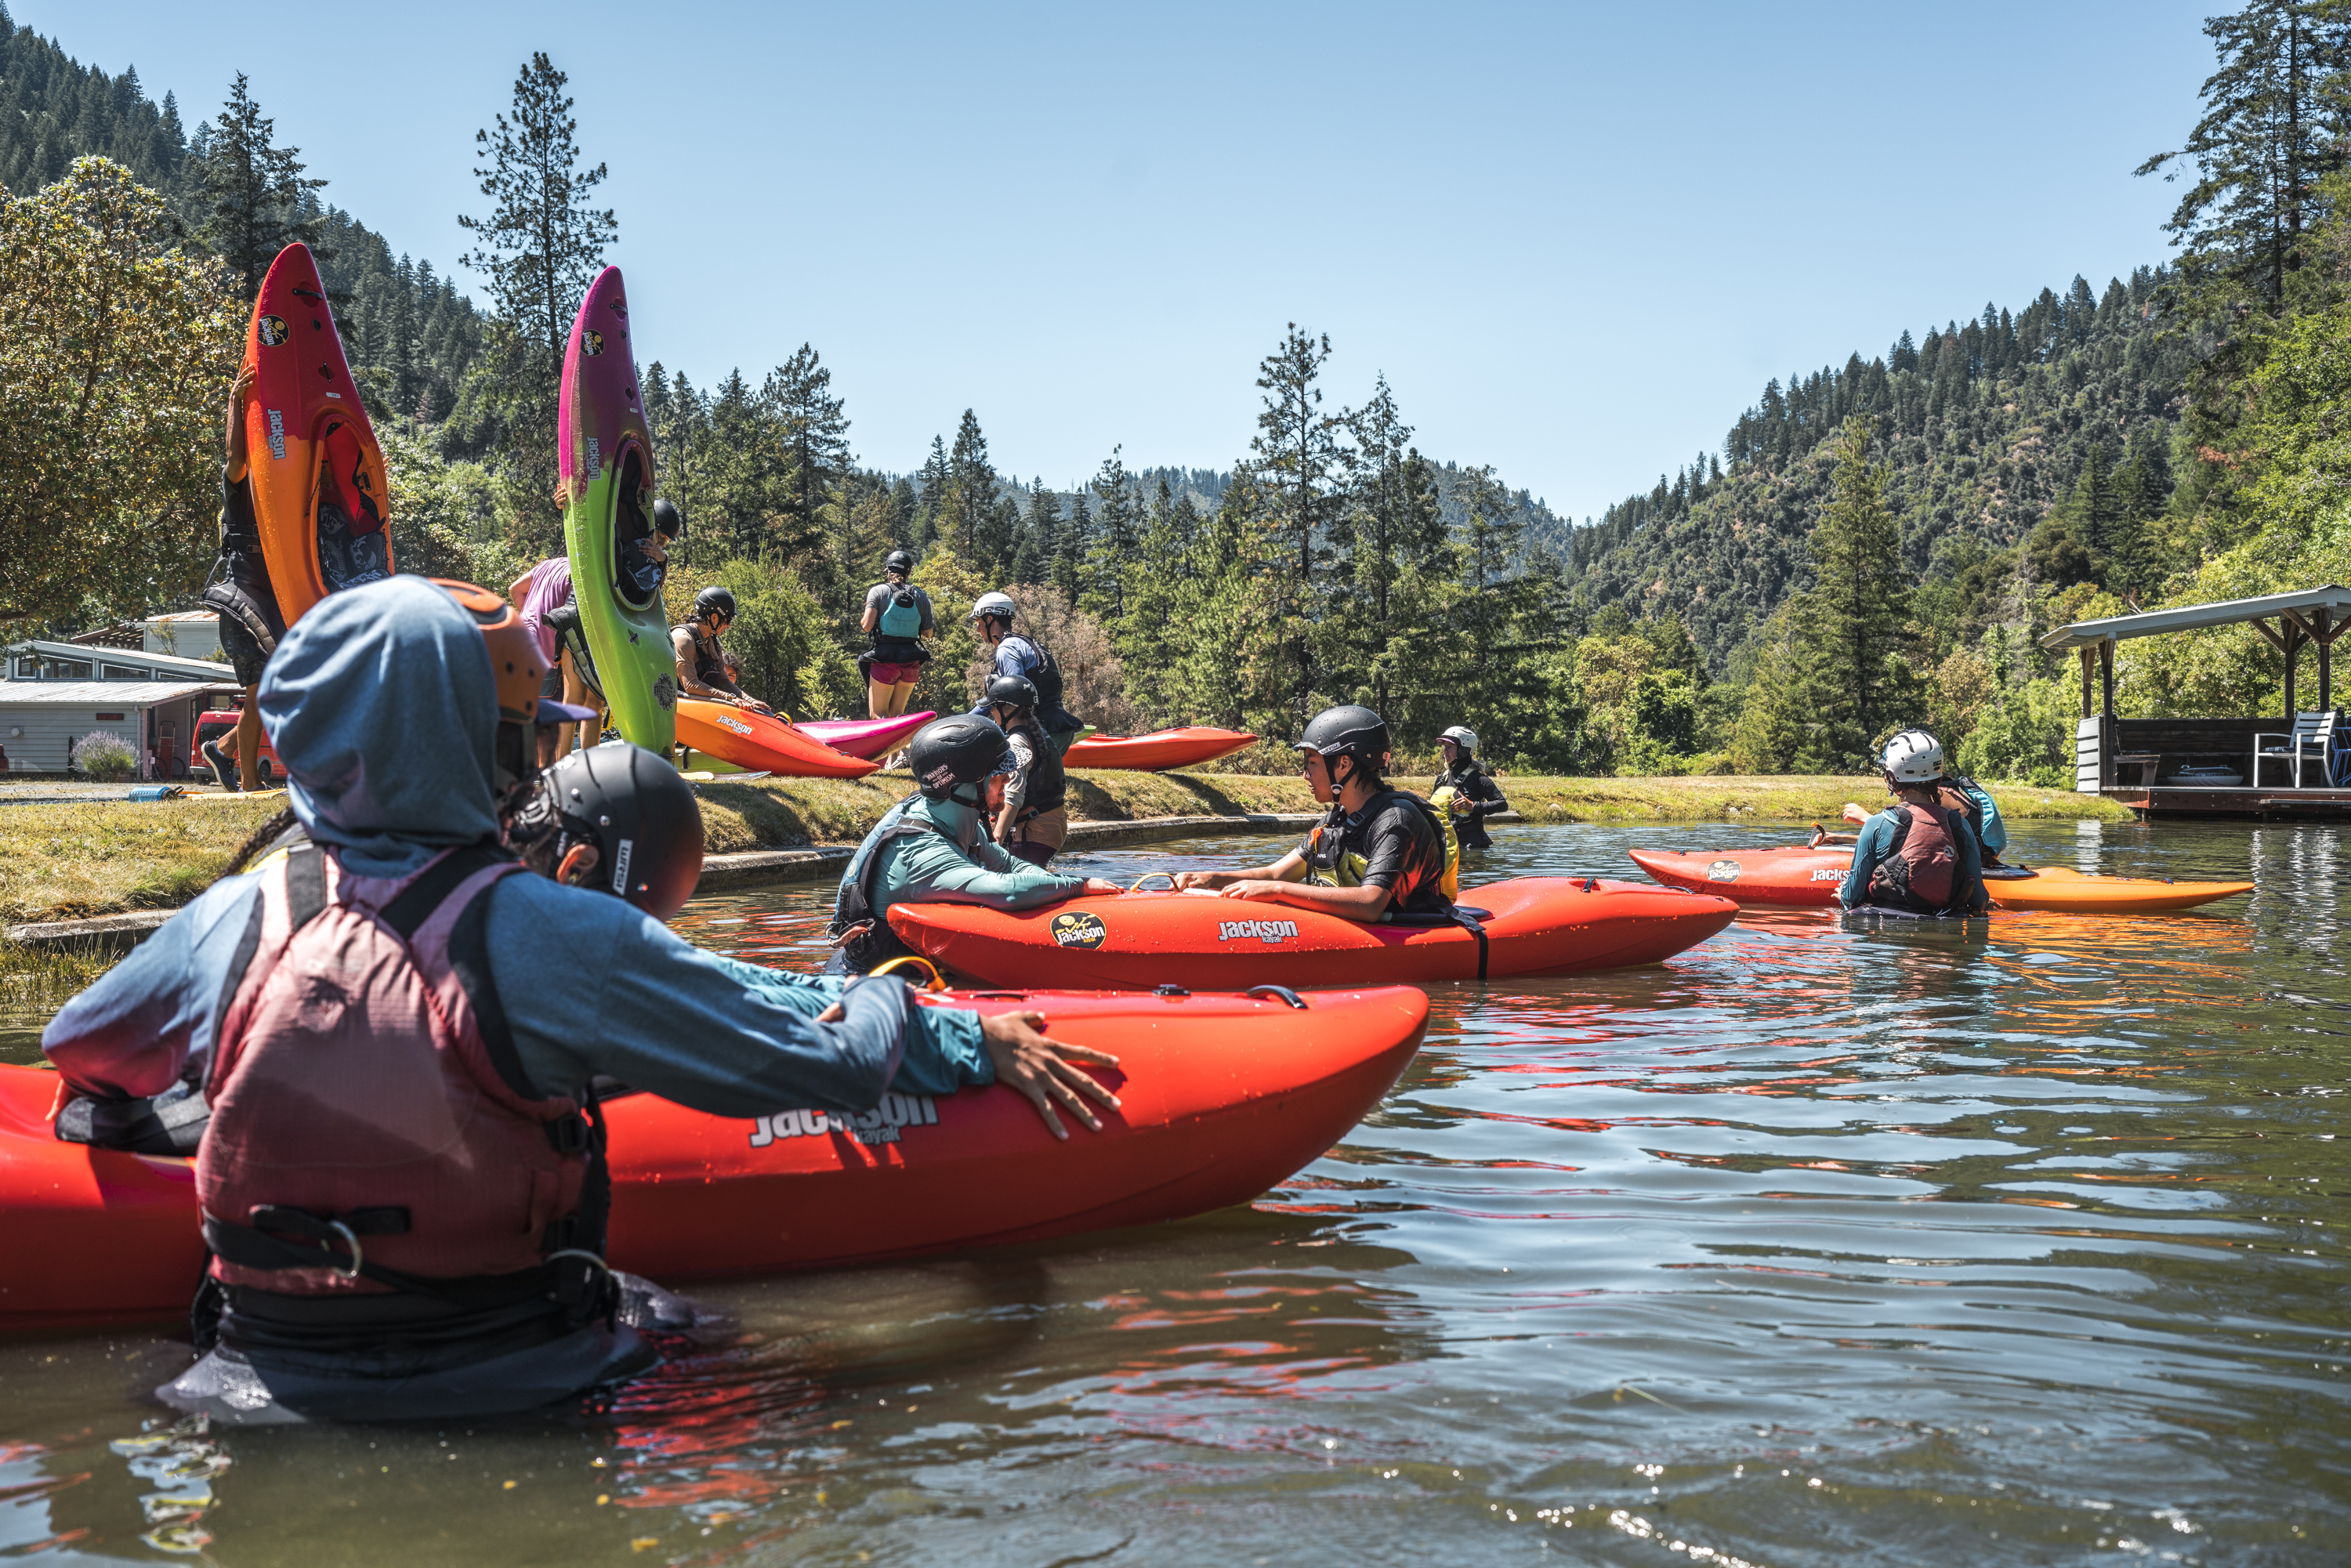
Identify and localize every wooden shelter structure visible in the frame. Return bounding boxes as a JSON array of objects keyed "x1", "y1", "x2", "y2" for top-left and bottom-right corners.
[{"x1": 2041, "y1": 585, "x2": 2351, "y2": 820}]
